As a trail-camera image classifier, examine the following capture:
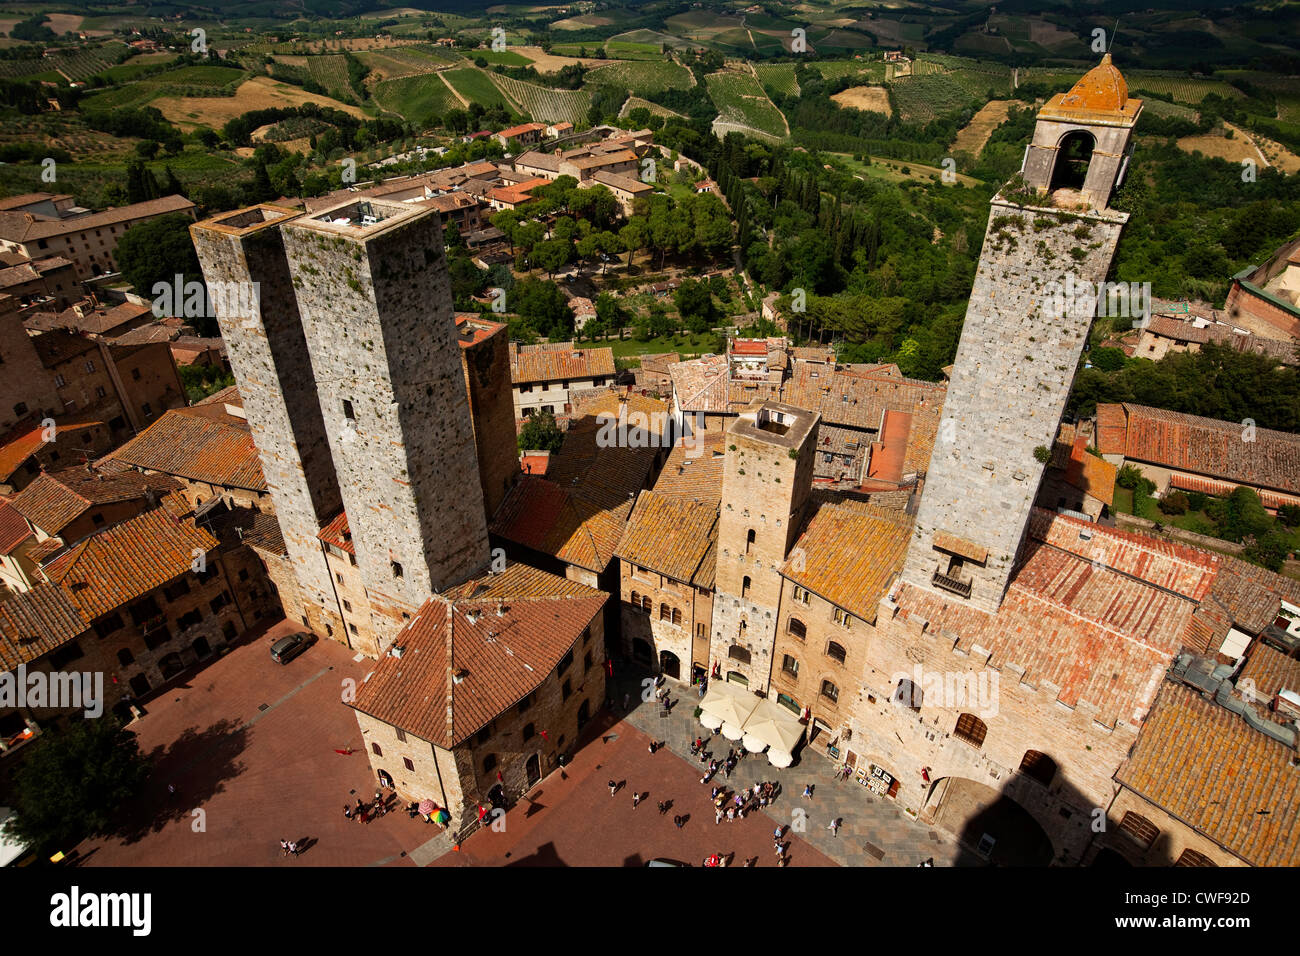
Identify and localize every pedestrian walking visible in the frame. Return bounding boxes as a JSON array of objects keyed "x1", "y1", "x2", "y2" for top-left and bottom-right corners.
[
  {"x1": 726, "y1": 807, "x2": 735, "y2": 823},
  {"x1": 633, "y1": 791, "x2": 641, "y2": 809},
  {"x1": 343, "y1": 805, "x2": 352, "y2": 820},
  {"x1": 776, "y1": 841, "x2": 786, "y2": 858},
  {"x1": 715, "y1": 808, "x2": 723, "y2": 825},
  {"x1": 657, "y1": 801, "x2": 667, "y2": 815},
  {"x1": 675, "y1": 815, "x2": 685, "y2": 830},
  {"x1": 803, "y1": 784, "x2": 814, "y2": 799},
  {"x1": 609, "y1": 779, "x2": 617, "y2": 796},
  {"x1": 288, "y1": 841, "x2": 299, "y2": 857},
  {"x1": 828, "y1": 818, "x2": 841, "y2": 837},
  {"x1": 280, "y1": 839, "x2": 289, "y2": 856}
]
